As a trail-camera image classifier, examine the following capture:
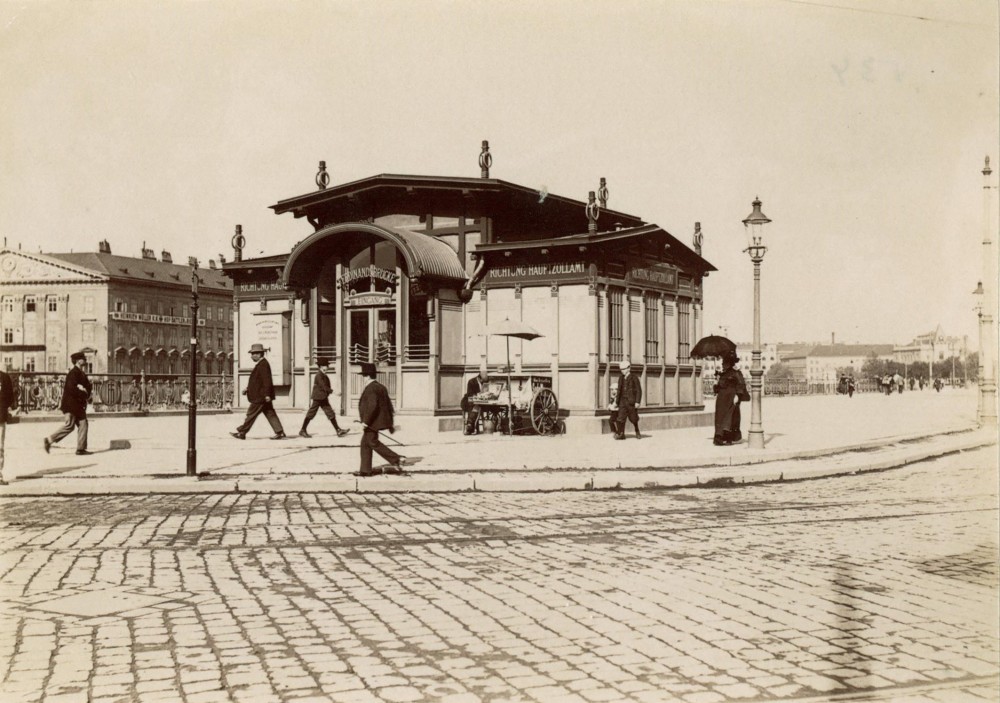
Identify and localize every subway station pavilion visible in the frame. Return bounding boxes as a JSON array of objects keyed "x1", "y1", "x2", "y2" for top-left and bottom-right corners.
[{"x1": 223, "y1": 146, "x2": 715, "y2": 433}]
